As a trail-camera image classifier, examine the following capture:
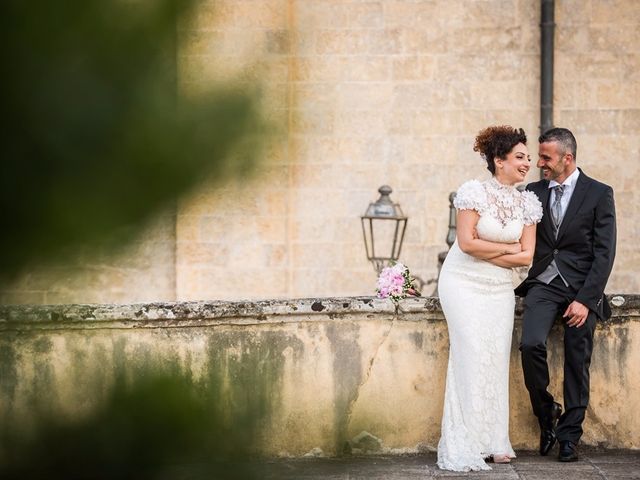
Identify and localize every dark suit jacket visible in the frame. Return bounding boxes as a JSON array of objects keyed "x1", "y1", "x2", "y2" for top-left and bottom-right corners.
[{"x1": 514, "y1": 169, "x2": 617, "y2": 320}]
